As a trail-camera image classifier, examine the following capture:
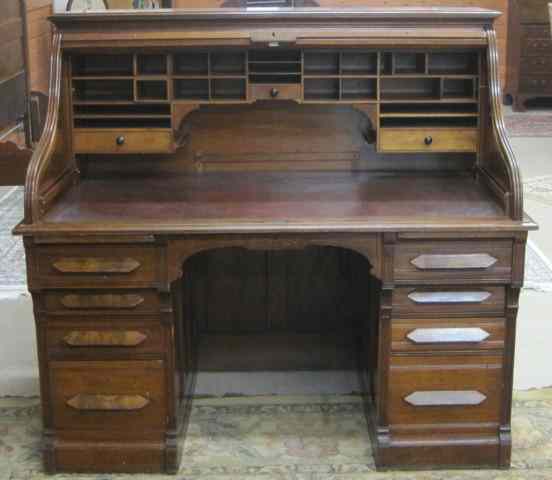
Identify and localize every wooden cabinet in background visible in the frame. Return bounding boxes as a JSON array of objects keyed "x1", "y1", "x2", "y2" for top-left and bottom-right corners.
[{"x1": 505, "y1": 0, "x2": 552, "y2": 110}]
